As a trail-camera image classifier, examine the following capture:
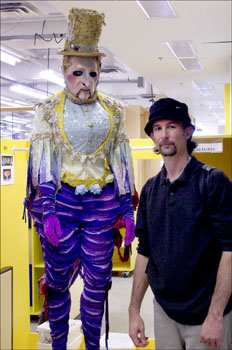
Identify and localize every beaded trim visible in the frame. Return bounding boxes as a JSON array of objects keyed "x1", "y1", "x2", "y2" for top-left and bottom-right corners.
[{"x1": 61, "y1": 169, "x2": 113, "y2": 188}]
